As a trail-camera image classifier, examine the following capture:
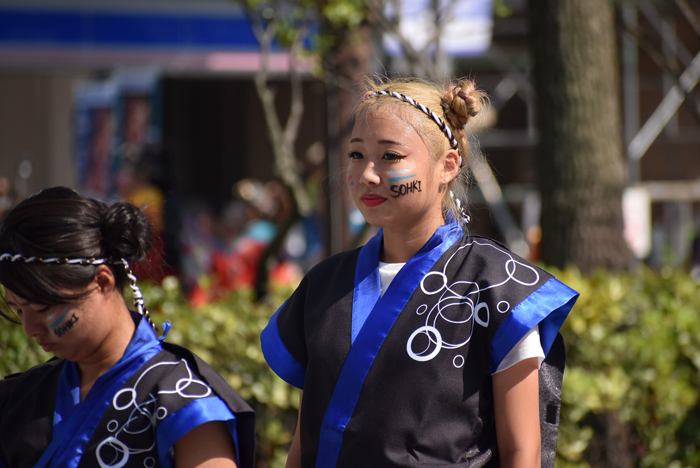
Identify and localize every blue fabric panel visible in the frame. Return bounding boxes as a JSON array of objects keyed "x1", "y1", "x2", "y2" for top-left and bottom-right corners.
[
  {"x1": 489, "y1": 278, "x2": 579, "y2": 374},
  {"x1": 35, "y1": 317, "x2": 163, "y2": 468},
  {"x1": 0, "y1": 7, "x2": 259, "y2": 50},
  {"x1": 351, "y1": 230, "x2": 382, "y2": 343},
  {"x1": 157, "y1": 396, "x2": 237, "y2": 468},
  {"x1": 317, "y1": 222, "x2": 463, "y2": 467},
  {"x1": 260, "y1": 303, "x2": 307, "y2": 389}
]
